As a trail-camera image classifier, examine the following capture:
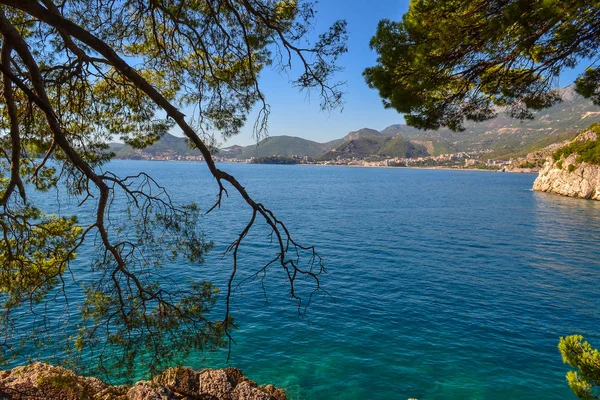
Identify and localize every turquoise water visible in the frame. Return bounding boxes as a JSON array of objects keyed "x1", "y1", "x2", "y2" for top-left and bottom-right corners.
[{"x1": 18, "y1": 162, "x2": 600, "y2": 399}]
